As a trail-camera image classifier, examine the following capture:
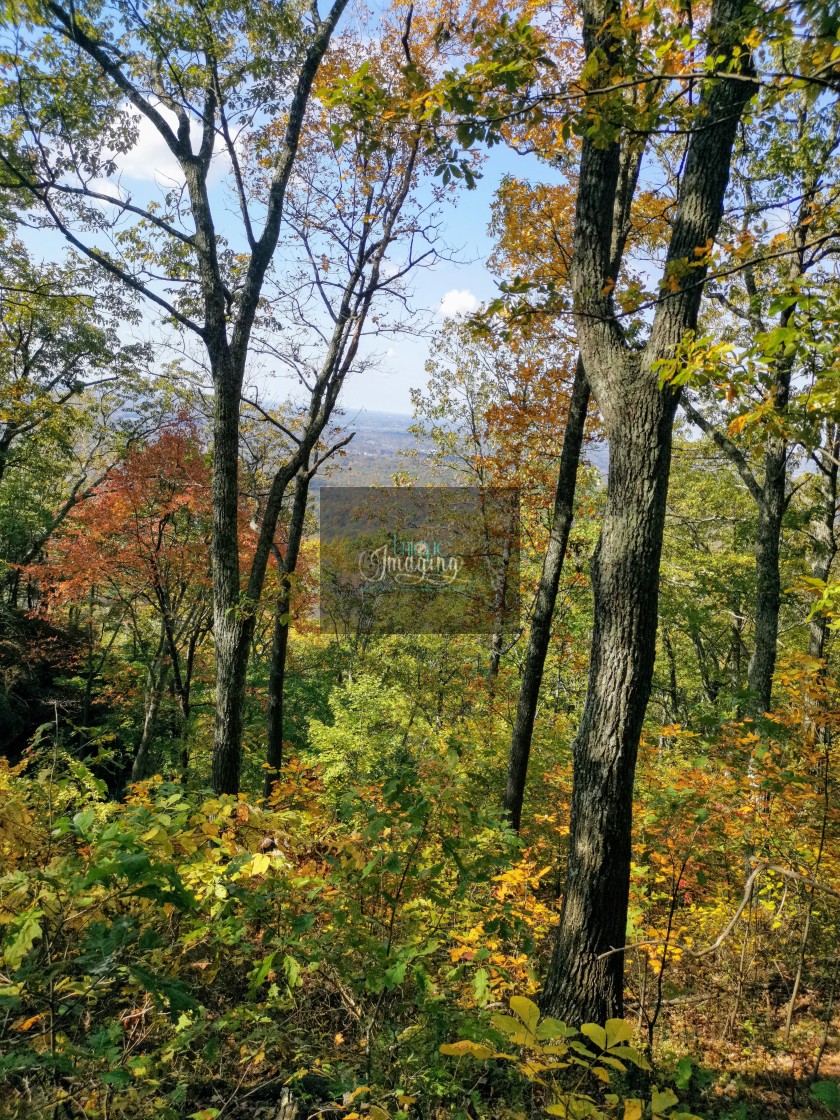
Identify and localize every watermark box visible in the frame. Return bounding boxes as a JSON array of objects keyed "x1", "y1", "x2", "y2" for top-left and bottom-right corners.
[{"x1": 319, "y1": 486, "x2": 520, "y2": 635}]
